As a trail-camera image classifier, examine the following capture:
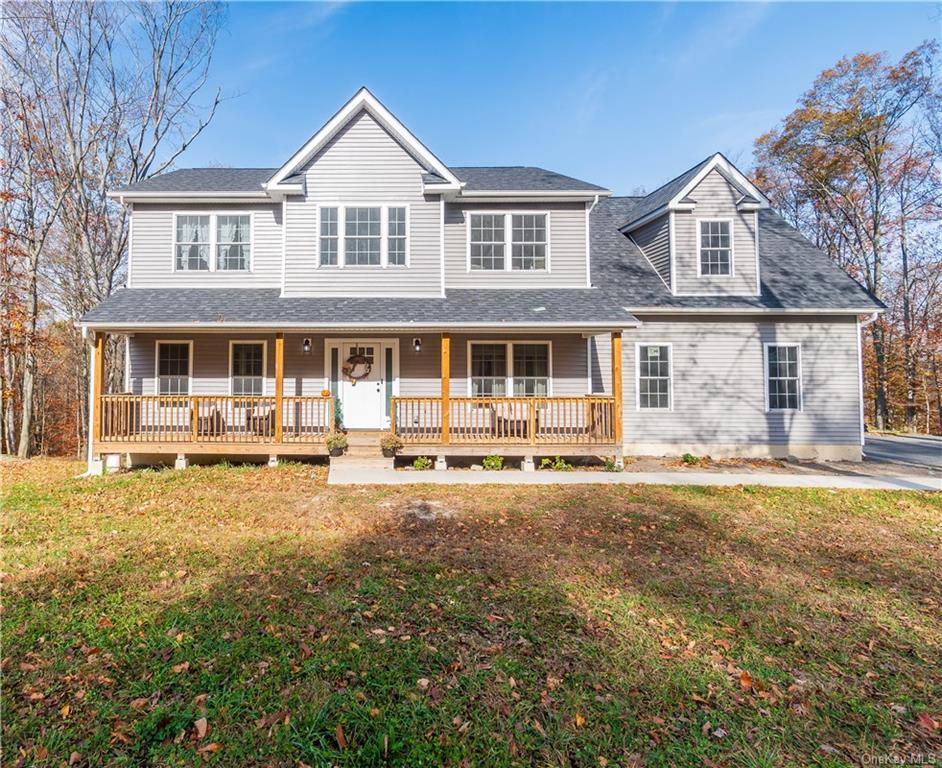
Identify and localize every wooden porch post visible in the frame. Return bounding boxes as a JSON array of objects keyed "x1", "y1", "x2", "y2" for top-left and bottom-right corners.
[
  {"x1": 611, "y1": 331, "x2": 623, "y2": 448},
  {"x1": 274, "y1": 332, "x2": 284, "y2": 443},
  {"x1": 93, "y1": 332, "x2": 105, "y2": 444},
  {"x1": 440, "y1": 332, "x2": 450, "y2": 444}
]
